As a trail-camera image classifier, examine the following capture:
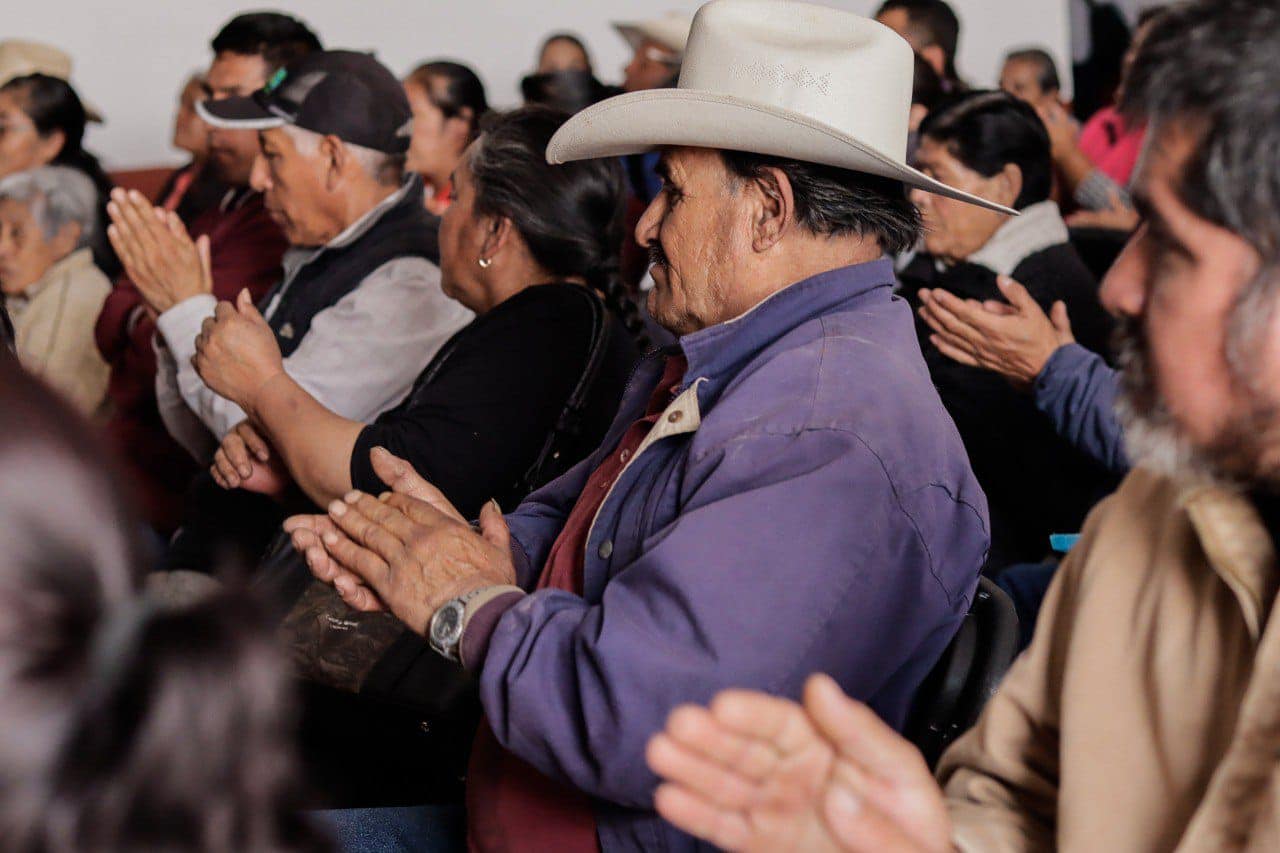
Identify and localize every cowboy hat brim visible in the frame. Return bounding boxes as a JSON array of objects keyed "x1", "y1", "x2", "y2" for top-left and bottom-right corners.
[{"x1": 547, "y1": 88, "x2": 1017, "y2": 215}]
